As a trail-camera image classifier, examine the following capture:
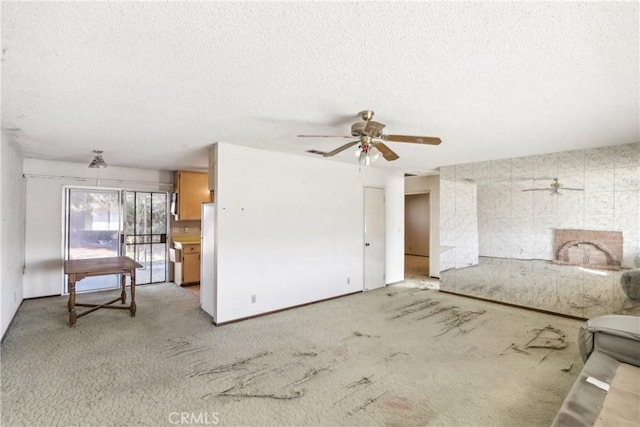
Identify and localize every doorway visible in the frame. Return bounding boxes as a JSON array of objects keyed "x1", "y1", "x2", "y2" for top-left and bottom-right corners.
[
  {"x1": 364, "y1": 186, "x2": 385, "y2": 291},
  {"x1": 404, "y1": 193, "x2": 430, "y2": 281},
  {"x1": 122, "y1": 191, "x2": 168, "y2": 285}
]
